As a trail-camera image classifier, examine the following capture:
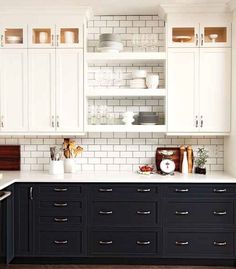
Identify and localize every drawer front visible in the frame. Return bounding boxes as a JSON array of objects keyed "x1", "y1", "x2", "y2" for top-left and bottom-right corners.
[
  {"x1": 90, "y1": 202, "x2": 158, "y2": 226},
  {"x1": 90, "y1": 184, "x2": 158, "y2": 200},
  {"x1": 38, "y1": 201, "x2": 82, "y2": 216},
  {"x1": 165, "y1": 184, "x2": 235, "y2": 197},
  {"x1": 164, "y1": 230, "x2": 234, "y2": 258},
  {"x1": 165, "y1": 201, "x2": 234, "y2": 226},
  {"x1": 38, "y1": 231, "x2": 82, "y2": 255},
  {"x1": 90, "y1": 231, "x2": 158, "y2": 256},
  {"x1": 39, "y1": 216, "x2": 82, "y2": 228},
  {"x1": 37, "y1": 184, "x2": 83, "y2": 200}
]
